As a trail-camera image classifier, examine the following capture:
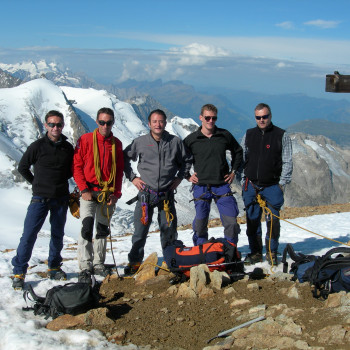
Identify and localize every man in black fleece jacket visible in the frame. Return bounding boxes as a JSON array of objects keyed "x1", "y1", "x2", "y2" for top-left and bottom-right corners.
[
  {"x1": 184, "y1": 104, "x2": 243, "y2": 246},
  {"x1": 11, "y1": 110, "x2": 74, "y2": 289}
]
